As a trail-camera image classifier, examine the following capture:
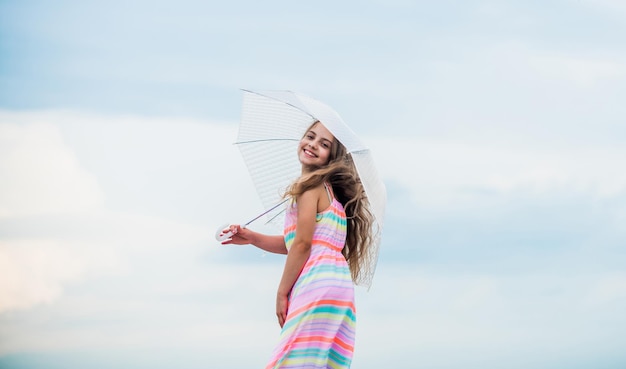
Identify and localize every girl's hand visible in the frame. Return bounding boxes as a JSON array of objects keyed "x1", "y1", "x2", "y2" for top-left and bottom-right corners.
[
  {"x1": 220, "y1": 225, "x2": 254, "y2": 245},
  {"x1": 276, "y1": 291, "x2": 289, "y2": 328}
]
